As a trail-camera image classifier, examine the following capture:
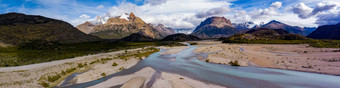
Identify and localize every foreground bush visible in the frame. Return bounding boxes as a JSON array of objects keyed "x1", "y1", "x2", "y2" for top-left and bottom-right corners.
[{"x1": 229, "y1": 60, "x2": 240, "y2": 66}]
